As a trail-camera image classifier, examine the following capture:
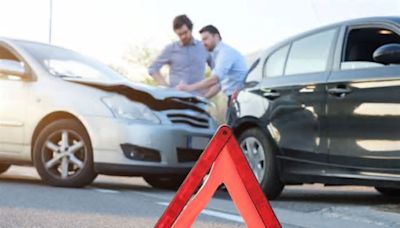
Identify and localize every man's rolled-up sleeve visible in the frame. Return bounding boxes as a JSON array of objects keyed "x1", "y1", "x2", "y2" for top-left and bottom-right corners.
[
  {"x1": 148, "y1": 45, "x2": 171, "y2": 76},
  {"x1": 211, "y1": 51, "x2": 234, "y2": 81}
]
